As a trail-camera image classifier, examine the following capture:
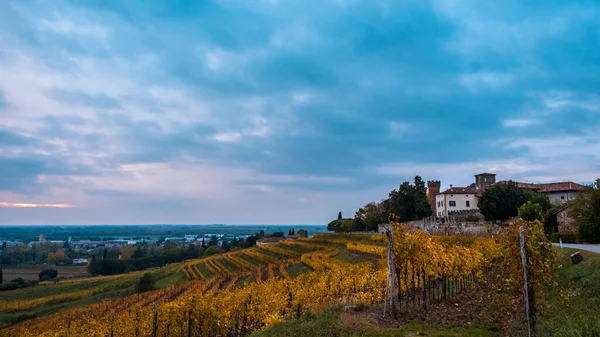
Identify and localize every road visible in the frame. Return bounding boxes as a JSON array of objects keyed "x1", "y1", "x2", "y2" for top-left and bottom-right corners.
[{"x1": 554, "y1": 243, "x2": 600, "y2": 254}]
